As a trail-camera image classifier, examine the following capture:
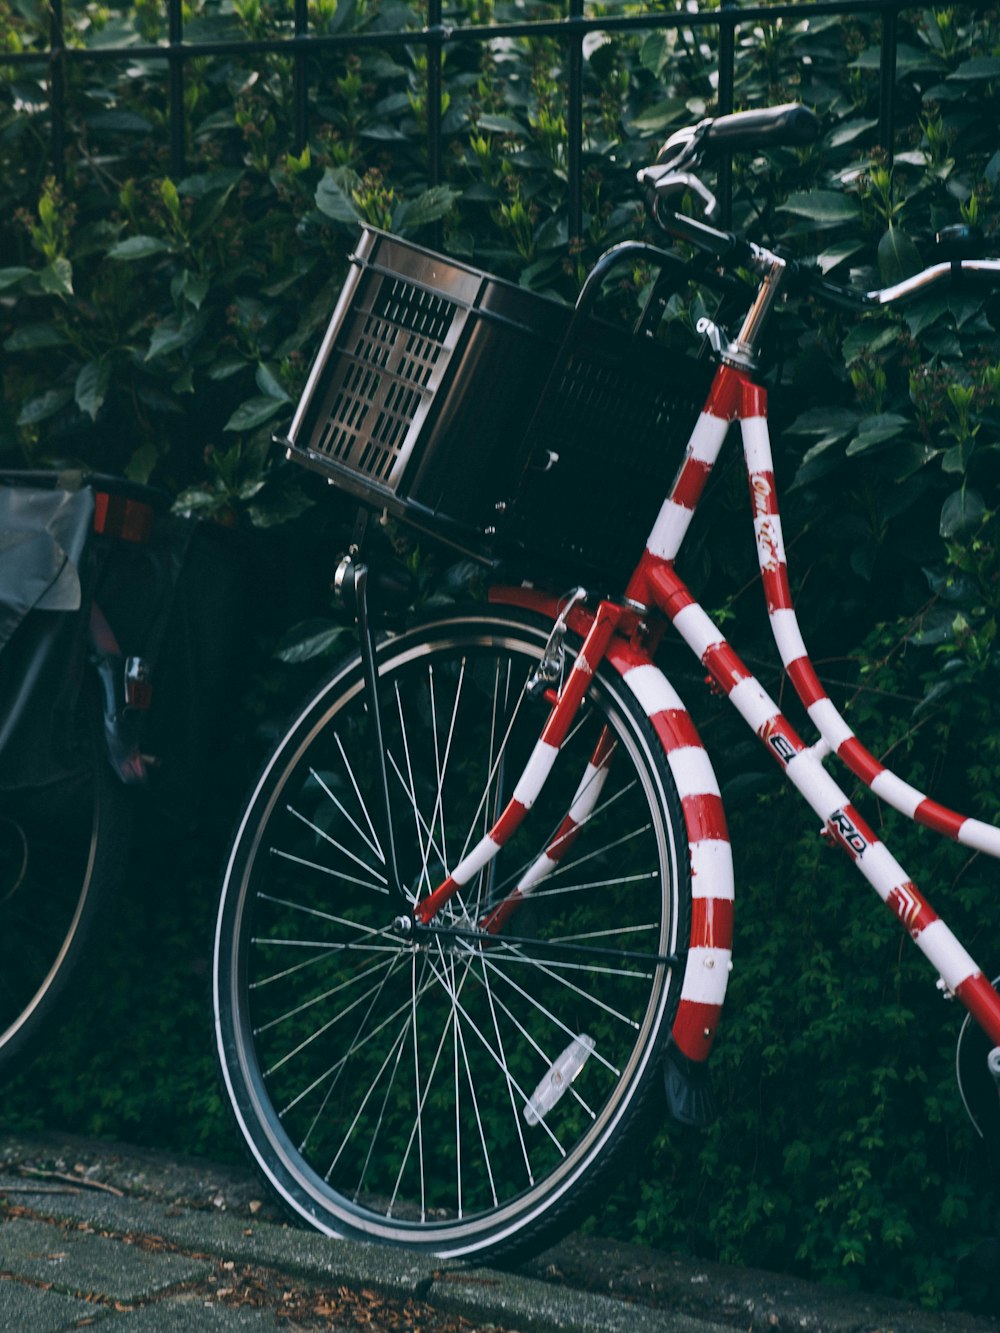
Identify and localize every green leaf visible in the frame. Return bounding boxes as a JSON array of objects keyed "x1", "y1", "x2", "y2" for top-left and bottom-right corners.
[
  {"x1": 639, "y1": 30, "x2": 670, "y2": 77},
  {"x1": 842, "y1": 321, "x2": 901, "y2": 365},
  {"x1": 360, "y1": 123, "x2": 408, "y2": 142},
  {"x1": 903, "y1": 296, "x2": 950, "y2": 338},
  {"x1": 0, "y1": 266, "x2": 31, "y2": 290},
  {"x1": 75, "y1": 358, "x2": 111, "y2": 421},
  {"x1": 852, "y1": 42, "x2": 941, "y2": 74},
  {"x1": 85, "y1": 110, "x2": 153, "y2": 132},
  {"x1": 207, "y1": 355, "x2": 249, "y2": 381},
  {"x1": 172, "y1": 485, "x2": 226, "y2": 518},
  {"x1": 223, "y1": 395, "x2": 287, "y2": 432},
  {"x1": 815, "y1": 240, "x2": 866, "y2": 274},
  {"x1": 314, "y1": 168, "x2": 363, "y2": 224},
  {"x1": 909, "y1": 607, "x2": 958, "y2": 647},
  {"x1": 877, "y1": 226, "x2": 921, "y2": 286},
  {"x1": 273, "y1": 619, "x2": 349, "y2": 663},
  {"x1": 394, "y1": 185, "x2": 461, "y2": 231},
  {"x1": 628, "y1": 99, "x2": 686, "y2": 134},
  {"x1": 476, "y1": 113, "x2": 524, "y2": 135},
  {"x1": 845, "y1": 413, "x2": 910, "y2": 456},
  {"x1": 177, "y1": 168, "x2": 244, "y2": 197},
  {"x1": 254, "y1": 363, "x2": 291, "y2": 402},
  {"x1": 777, "y1": 191, "x2": 860, "y2": 226},
  {"x1": 940, "y1": 489, "x2": 985, "y2": 538},
  {"x1": 39, "y1": 257, "x2": 73, "y2": 296},
  {"x1": 107, "y1": 235, "x2": 172, "y2": 260},
  {"x1": 17, "y1": 385, "x2": 73, "y2": 425},
  {"x1": 826, "y1": 118, "x2": 877, "y2": 148},
  {"x1": 177, "y1": 269, "x2": 210, "y2": 309},
  {"x1": 4, "y1": 322, "x2": 69, "y2": 351},
  {"x1": 246, "y1": 482, "x2": 315, "y2": 528},
  {"x1": 949, "y1": 57, "x2": 1000, "y2": 80},
  {"x1": 787, "y1": 407, "x2": 861, "y2": 436},
  {"x1": 145, "y1": 311, "x2": 207, "y2": 361},
  {"x1": 125, "y1": 442, "x2": 160, "y2": 484}
]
